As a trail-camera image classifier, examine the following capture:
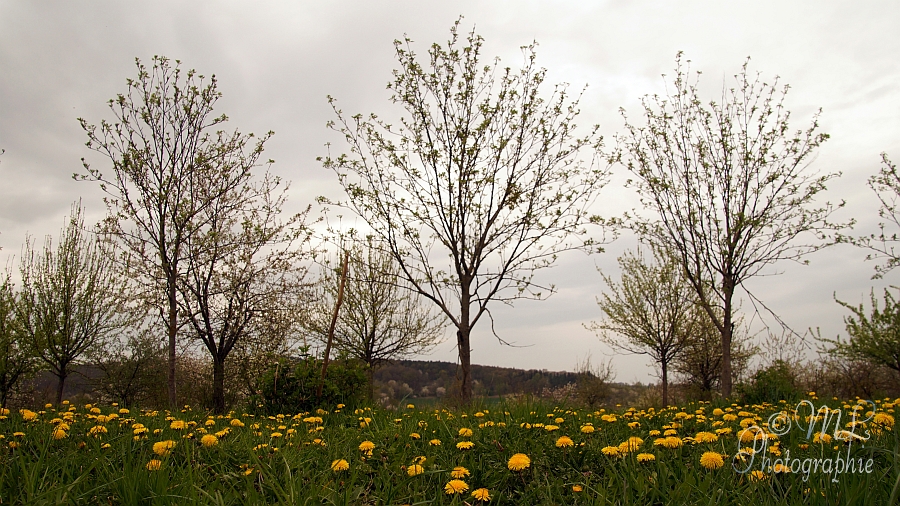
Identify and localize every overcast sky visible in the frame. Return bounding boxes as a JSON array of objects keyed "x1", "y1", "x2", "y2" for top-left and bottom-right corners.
[{"x1": 1, "y1": 1, "x2": 899, "y2": 383}]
